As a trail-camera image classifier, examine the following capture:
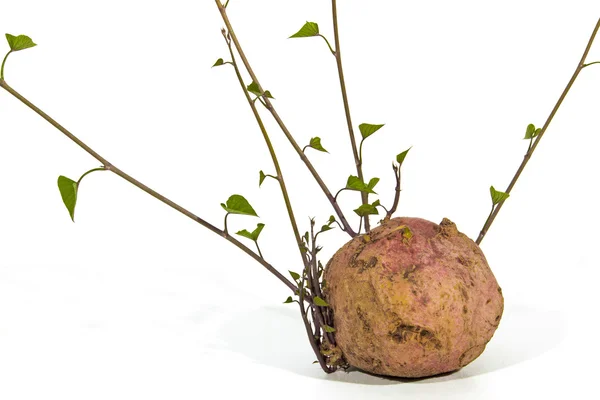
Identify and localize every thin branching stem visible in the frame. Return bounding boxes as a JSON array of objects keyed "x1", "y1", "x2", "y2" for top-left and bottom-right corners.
[
  {"x1": 331, "y1": 0, "x2": 370, "y2": 233},
  {"x1": 476, "y1": 18, "x2": 600, "y2": 245},
  {"x1": 215, "y1": 0, "x2": 357, "y2": 238},
  {"x1": 0, "y1": 78, "x2": 299, "y2": 294},
  {"x1": 386, "y1": 166, "x2": 401, "y2": 220},
  {"x1": 224, "y1": 33, "x2": 310, "y2": 274}
]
